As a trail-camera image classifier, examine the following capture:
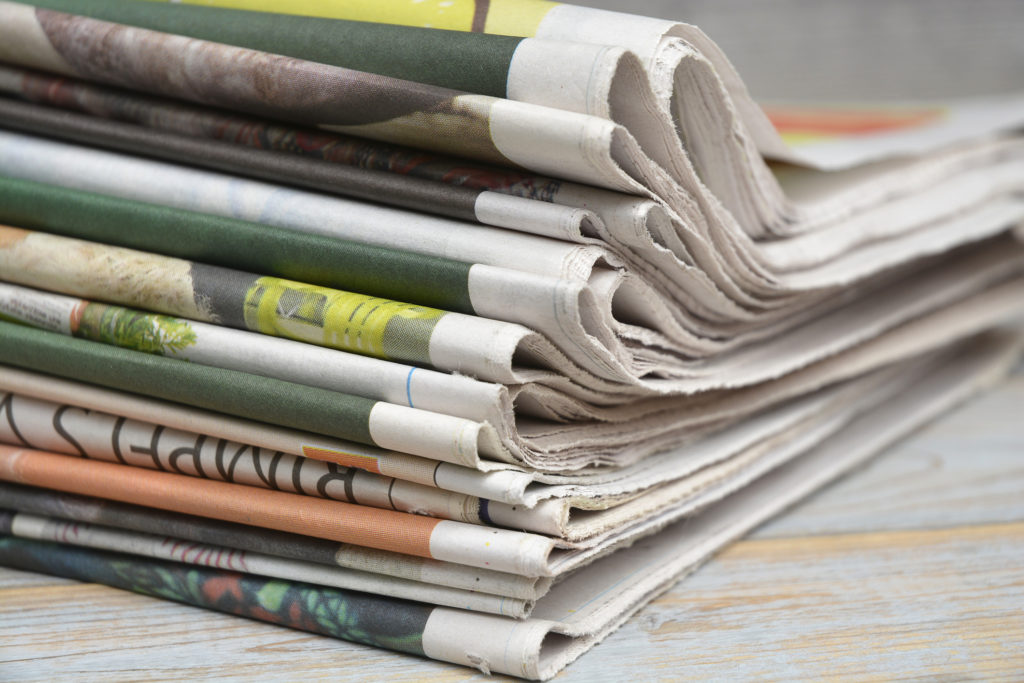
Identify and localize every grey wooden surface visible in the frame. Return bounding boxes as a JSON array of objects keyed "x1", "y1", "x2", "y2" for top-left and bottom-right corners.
[{"x1": 2, "y1": 364, "x2": 1021, "y2": 681}]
